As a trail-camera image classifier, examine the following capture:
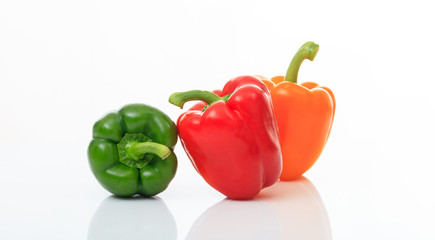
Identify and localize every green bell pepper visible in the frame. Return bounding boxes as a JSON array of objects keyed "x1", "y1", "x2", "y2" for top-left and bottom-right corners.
[{"x1": 88, "y1": 104, "x2": 178, "y2": 197}]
